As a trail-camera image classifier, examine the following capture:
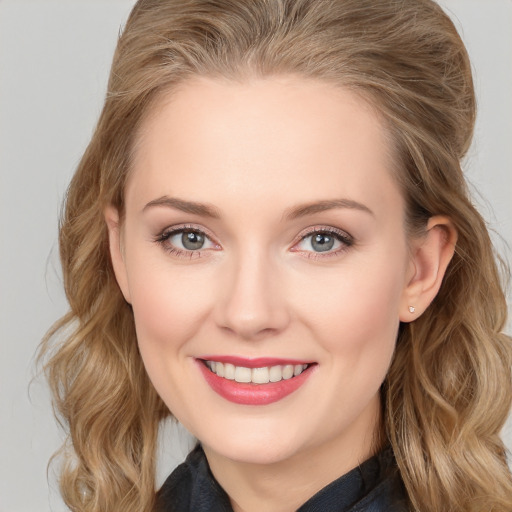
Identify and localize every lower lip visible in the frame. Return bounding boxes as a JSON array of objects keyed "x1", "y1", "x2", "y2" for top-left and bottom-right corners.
[{"x1": 197, "y1": 361, "x2": 314, "y2": 405}]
